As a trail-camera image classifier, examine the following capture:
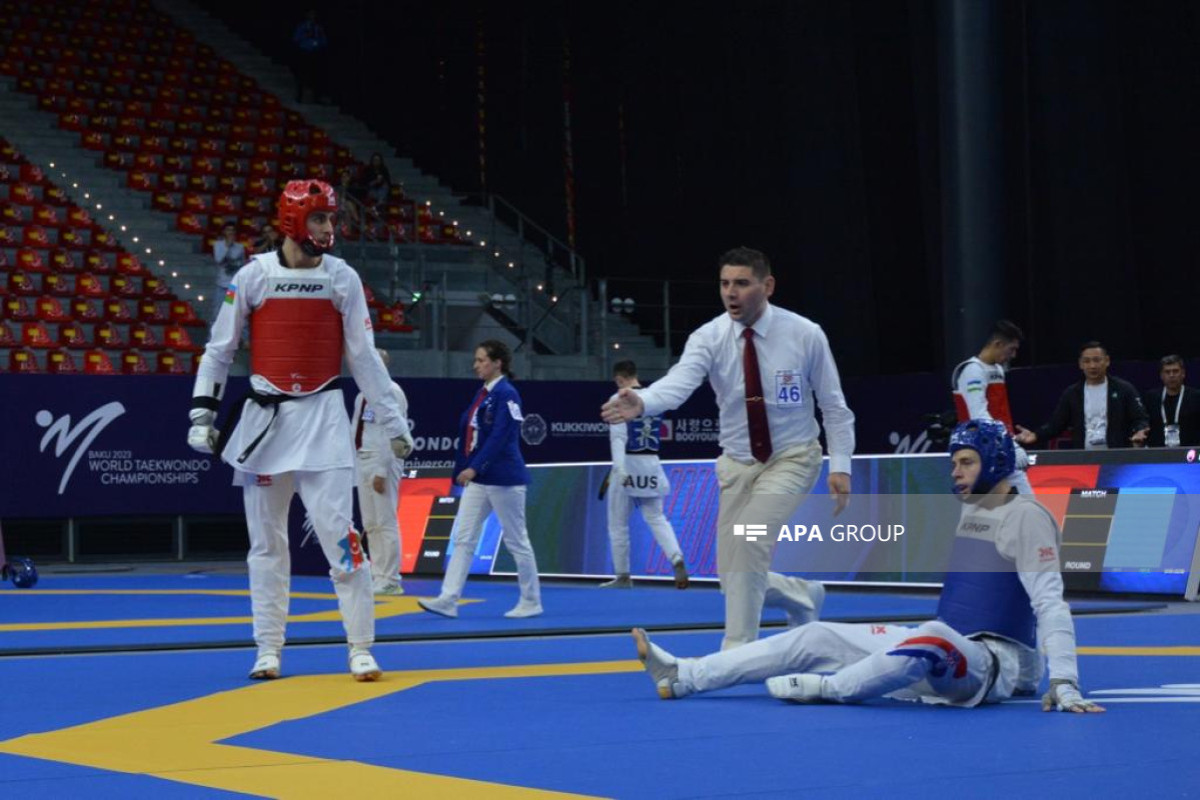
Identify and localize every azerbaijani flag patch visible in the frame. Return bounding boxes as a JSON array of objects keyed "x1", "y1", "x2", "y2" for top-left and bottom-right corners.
[{"x1": 224, "y1": 283, "x2": 236, "y2": 305}]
